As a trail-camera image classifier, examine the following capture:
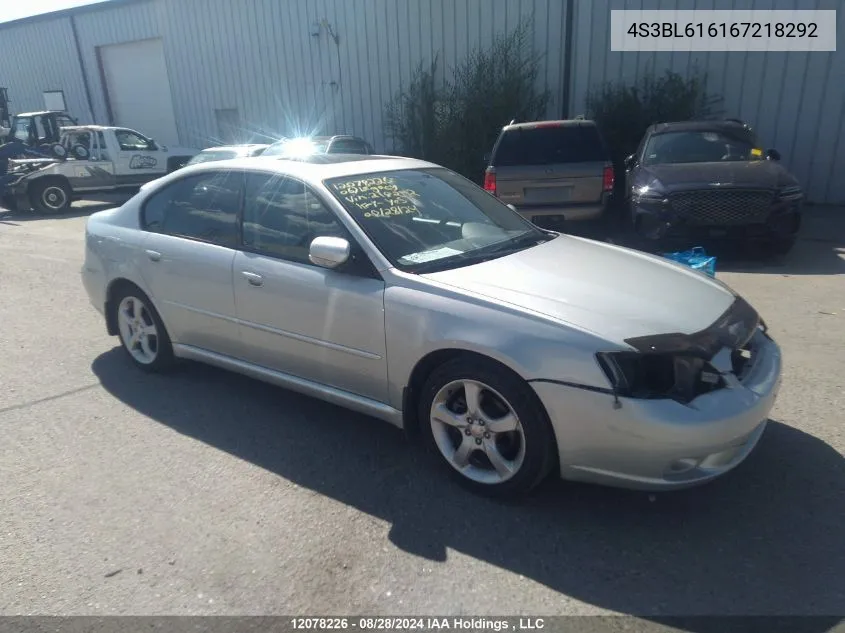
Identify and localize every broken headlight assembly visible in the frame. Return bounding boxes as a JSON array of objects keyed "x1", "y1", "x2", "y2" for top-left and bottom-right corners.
[{"x1": 596, "y1": 351, "x2": 723, "y2": 405}]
